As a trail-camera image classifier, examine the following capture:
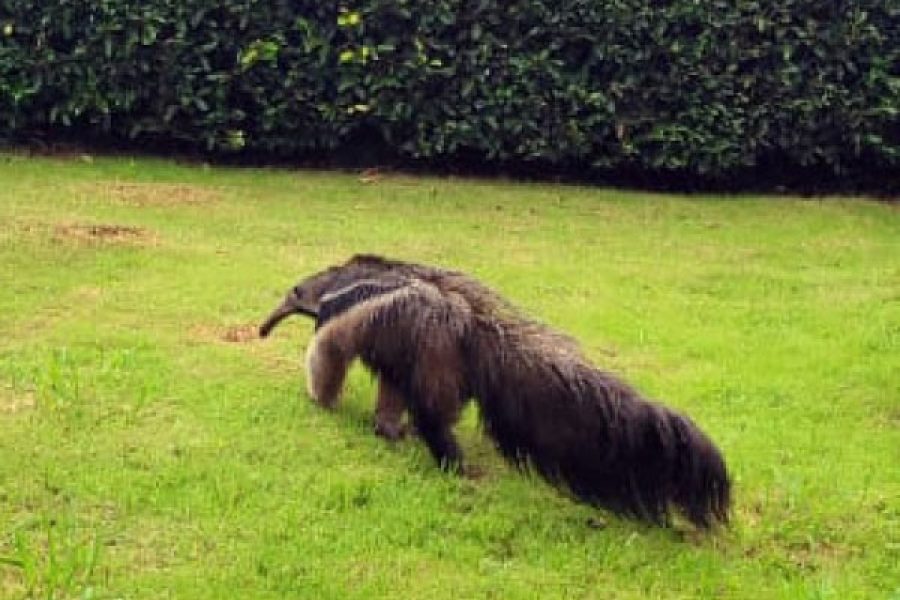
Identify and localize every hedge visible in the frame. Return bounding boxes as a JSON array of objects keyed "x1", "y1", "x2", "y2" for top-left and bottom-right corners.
[{"x1": 1, "y1": 1, "x2": 897, "y2": 186}]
